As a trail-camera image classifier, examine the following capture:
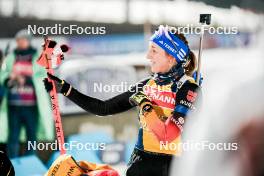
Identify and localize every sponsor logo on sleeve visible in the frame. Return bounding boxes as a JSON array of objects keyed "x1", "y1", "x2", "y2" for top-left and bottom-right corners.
[{"x1": 186, "y1": 90, "x2": 197, "y2": 103}]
